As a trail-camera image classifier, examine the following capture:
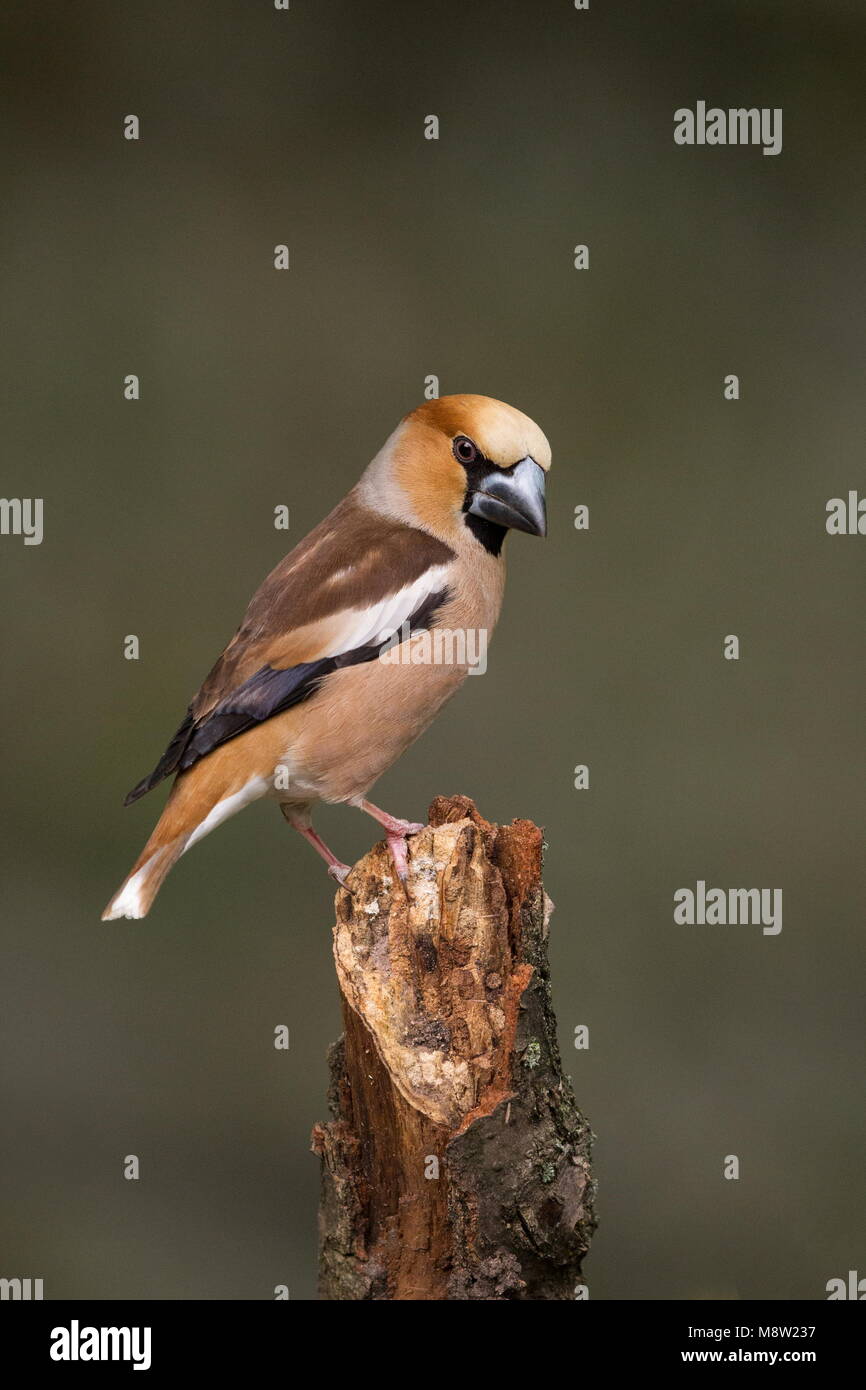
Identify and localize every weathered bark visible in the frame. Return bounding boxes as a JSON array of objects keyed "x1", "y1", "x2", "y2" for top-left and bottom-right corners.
[{"x1": 311, "y1": 794, "x2": 595, "y2": 1300}]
